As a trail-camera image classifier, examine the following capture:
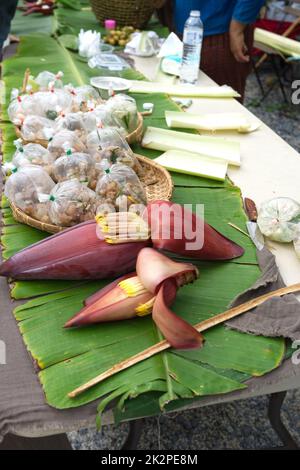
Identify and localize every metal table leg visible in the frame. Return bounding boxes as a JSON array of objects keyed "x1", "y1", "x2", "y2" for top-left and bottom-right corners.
[
  {"x1": 268, "y1": 391, "x2": 299, "y2": 449},
  {"x1": 122, "y1": 419, "x2": 144, "y2": 450}
]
